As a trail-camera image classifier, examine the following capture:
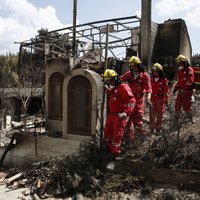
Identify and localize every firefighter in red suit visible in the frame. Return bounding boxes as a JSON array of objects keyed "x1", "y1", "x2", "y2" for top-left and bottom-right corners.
[
  {"x1": 103, "y1": 69, "x2": 135, "y2": 157},
  {"x1": 149, "y1": 63, "x2": 169, "y2": 133},
  {"x1": 120, "y1": 56, "x2": 152, "y2": 139},
  {"x1": 173, "y1": 55, "x2": 194, "y2": 123}
]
